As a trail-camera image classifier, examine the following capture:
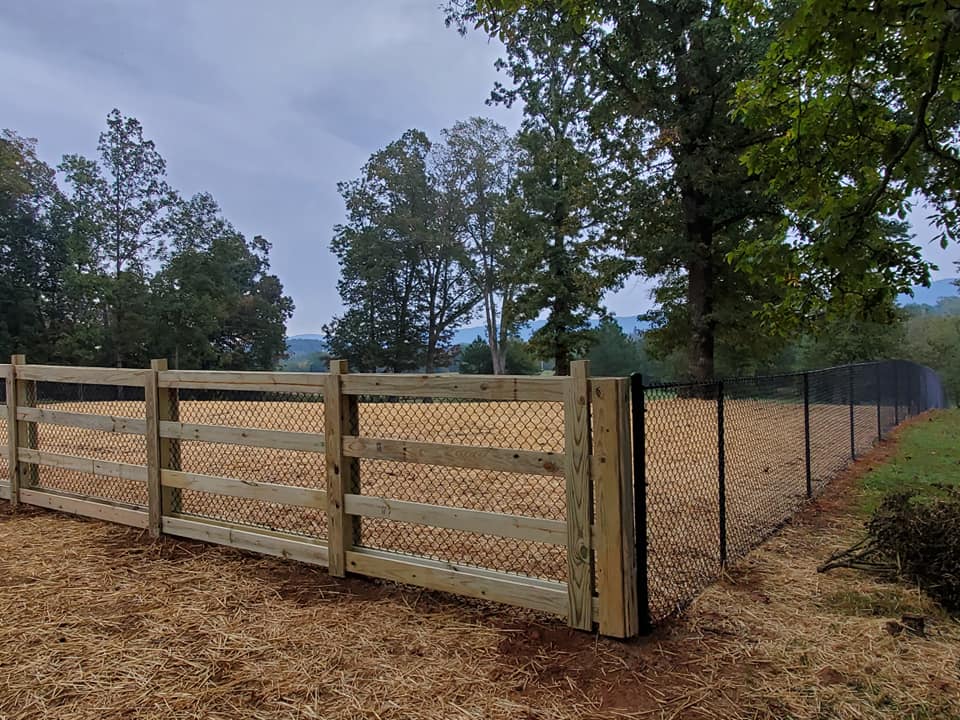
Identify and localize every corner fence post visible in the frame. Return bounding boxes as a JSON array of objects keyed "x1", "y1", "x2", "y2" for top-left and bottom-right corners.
[
  {"x1": 325, "y1": 359, "x2": 359, "y2": 578},
  {"x1": 13, "y1": 355, "x2": 38, "y2": 491},
  {"x1": 6, "y1": 355, "x2": 24, "y2": 508},
  {"x1": 564, "y1": 360, "x2": 594, "y2": 631},
  {"x1": 849, "y1": 366, "x2": 856, "y2": 461},
  {"x1": 717, "y1": 380, "x2": 727, "y2": 568},
  {"x1": 630, "y1": 373, "x2": 652, "y2": 635},
  {"x1": 593, "y1": 377, "x2": 638, "y2": 638},
  {"x1": 803, "y1": 372, "x2": 812, "y2": 498}
]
